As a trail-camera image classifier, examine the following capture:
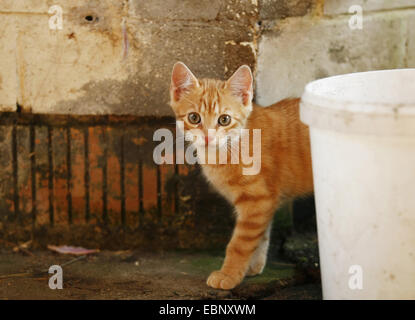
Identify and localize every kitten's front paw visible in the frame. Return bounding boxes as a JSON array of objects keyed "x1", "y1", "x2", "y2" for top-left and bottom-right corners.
[
  {"x1": 246, "y1": 260, "x2": 265, "y2": 276},
  {"x1": 246, "y1": 254, "x2": 267, "y2": 276},
  {"x1": 206, "y1": 270, "x2": 241, "y2": 290}
]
